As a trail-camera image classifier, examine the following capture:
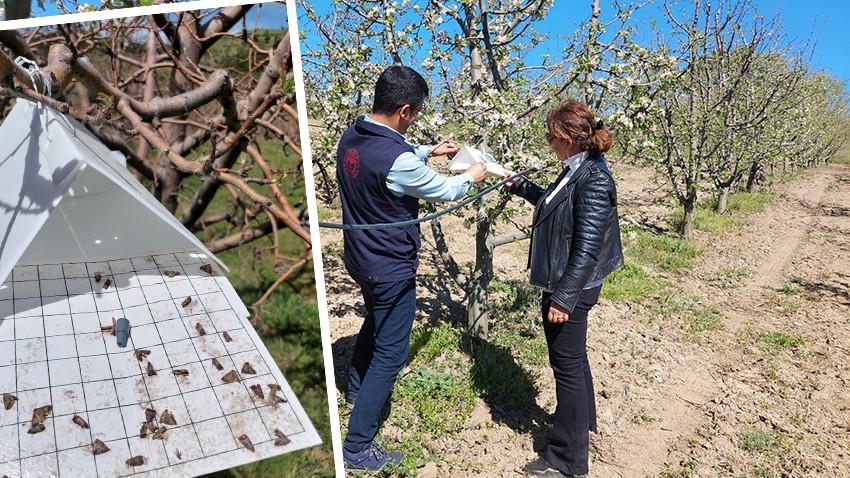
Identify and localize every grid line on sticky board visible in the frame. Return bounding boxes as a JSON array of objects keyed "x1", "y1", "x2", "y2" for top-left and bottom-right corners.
[{"x1": 0, "y1": 253, "x2": 315, "y2": 477}]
